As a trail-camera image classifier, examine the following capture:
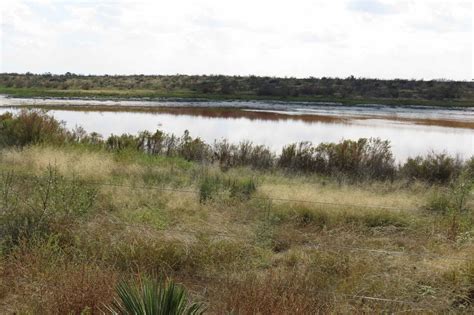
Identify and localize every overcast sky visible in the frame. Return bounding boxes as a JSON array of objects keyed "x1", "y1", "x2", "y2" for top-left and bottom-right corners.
[{"x1": 1, "y1": 0, "x2": 472, "y2": 80}]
